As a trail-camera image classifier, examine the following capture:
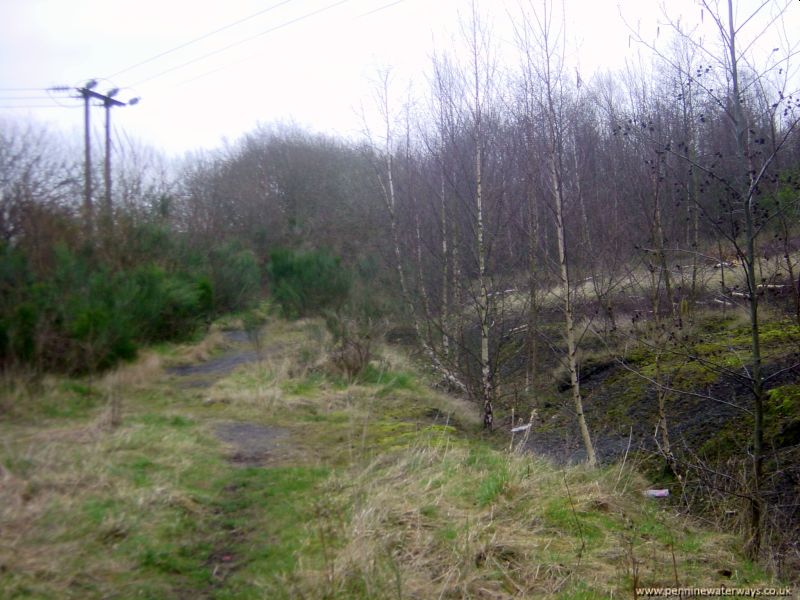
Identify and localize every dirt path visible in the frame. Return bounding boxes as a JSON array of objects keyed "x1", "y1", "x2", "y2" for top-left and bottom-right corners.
[
  {"x1": 201, "y1": 418, "x2": 290, "y2": 596},
  {"x1": 169, "y1": 330, "x2": 295, "y2": 463},
  {"x1": 214, "y1": 421, "x2": 290, "y2": 466},
  {"x1": 164, "y1": 329, "x2": 300, "y2": 594},
  {"x1": 167, "y1": 330, "x2": 261, "y2": 388}
]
